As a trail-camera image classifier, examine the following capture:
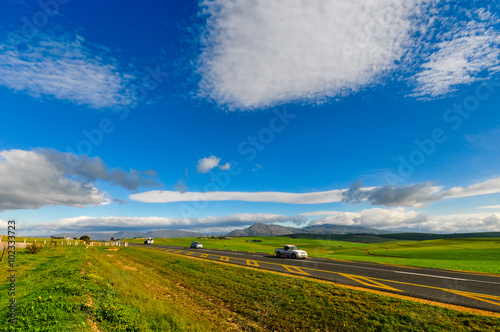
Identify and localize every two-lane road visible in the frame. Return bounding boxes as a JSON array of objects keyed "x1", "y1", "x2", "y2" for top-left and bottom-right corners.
[{"x1": 130, "y1": 243, "x2": 500, "y2": 313}]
